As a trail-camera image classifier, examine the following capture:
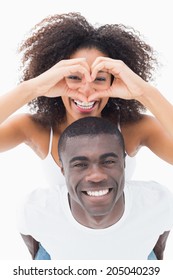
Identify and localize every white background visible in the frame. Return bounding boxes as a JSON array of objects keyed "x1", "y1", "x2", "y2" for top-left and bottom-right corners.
[{"x1": 0, "y1": 0, "x2": 173, "y2": 260}]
